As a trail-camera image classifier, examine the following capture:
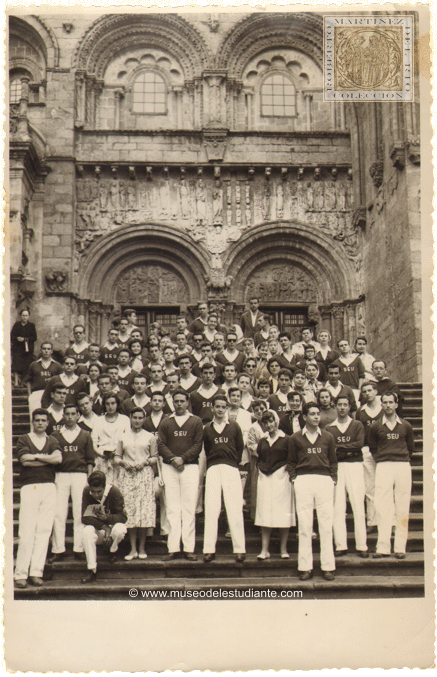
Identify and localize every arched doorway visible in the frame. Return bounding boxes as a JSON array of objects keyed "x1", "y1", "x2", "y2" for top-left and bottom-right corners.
[{"x1": 76, "y1": 223, "x2": 210, "y2": 342}]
